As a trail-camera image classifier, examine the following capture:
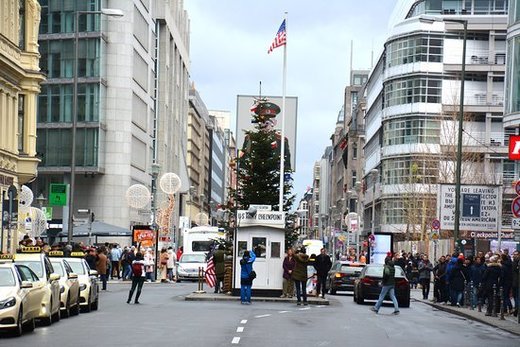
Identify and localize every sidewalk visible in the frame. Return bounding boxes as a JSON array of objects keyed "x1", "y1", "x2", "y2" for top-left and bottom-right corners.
[{"x1": 410, "y1": 289, "x2": 520, "y2": 336}]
